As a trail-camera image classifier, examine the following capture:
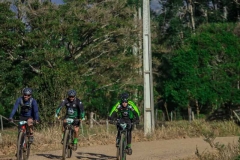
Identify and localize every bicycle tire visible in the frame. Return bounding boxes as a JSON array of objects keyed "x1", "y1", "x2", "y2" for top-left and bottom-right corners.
[
  {"x1": 120, "y1": 133, "x2": 127, "y2": 160},
  {"x1": 67, "y1": 130, "x2": 72, "y2": 158},
  {"x1": 17, "y1": 132, "x2": 24, "y2": 160},
  {"x1": 62, "y1": 129, "x2": 69, "y2": 160},
  {"x1": 25, "y1": 136, "x2": 31, "y2": 160},
  {"x1": 116, "y1": 146, "x2": 120, "y2": 160}
]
